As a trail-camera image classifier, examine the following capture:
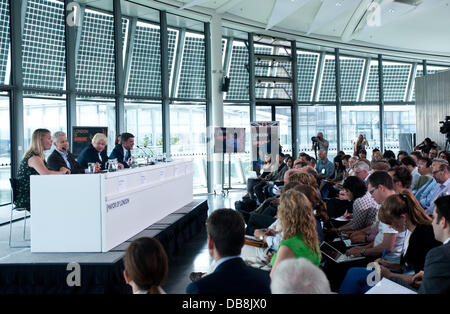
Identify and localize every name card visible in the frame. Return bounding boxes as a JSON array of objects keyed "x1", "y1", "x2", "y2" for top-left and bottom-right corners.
[
  {"x1": 118, "y1": 178, "x2": 127, "y2": 193},
  {"x1": 159, "y1": 168, "x2": 166, "y2": 181}
]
